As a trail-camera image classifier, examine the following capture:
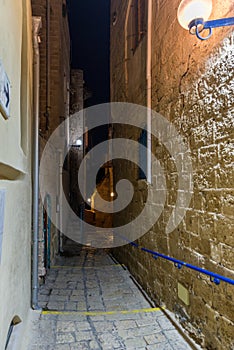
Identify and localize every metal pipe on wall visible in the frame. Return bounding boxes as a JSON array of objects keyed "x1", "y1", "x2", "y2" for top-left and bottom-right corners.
[
  {"x1": 124, "y1": 0, "x2": 132, "y2": 94},
  {"x1": 32, "y1": 16, "x2": 42, "y2": 310},
  {"x1": 147, "y1": 0, "x2": 152, "y2": 184},
  {"x1": 59, "y1": 150, "x2": 64, "y2": 253},
  {"x1": 46, "y1": 0, "x2": 51, "y2": 131}
]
